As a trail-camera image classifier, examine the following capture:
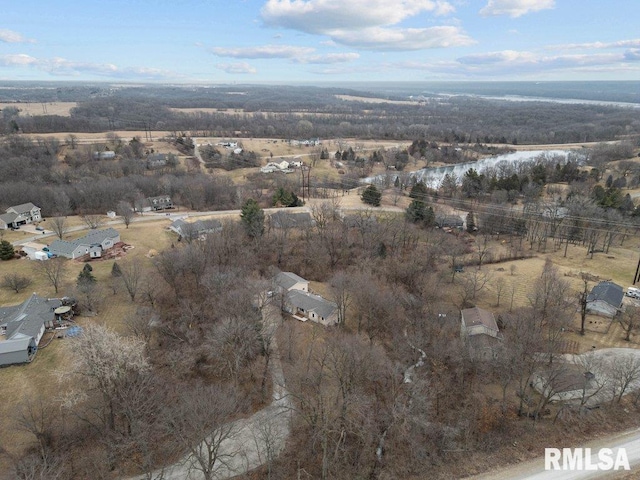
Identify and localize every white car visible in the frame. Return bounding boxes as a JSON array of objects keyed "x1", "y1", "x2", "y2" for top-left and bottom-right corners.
[{"x1": 626, "y1": 287, "x2": 640, "y2": 299}]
